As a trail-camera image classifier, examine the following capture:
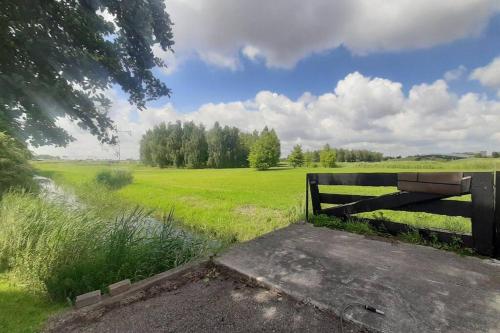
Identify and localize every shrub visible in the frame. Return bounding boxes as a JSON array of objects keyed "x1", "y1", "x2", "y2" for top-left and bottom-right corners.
[
  {"x1": 95, "y1": 169, "x2": 133, "y2": 189},
  {"x1": 0, "y1": 132, "x2": 36, "y2": 195},
  {"x1": 0, "y1": 191, "x2": 206, "y2": 301}
]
